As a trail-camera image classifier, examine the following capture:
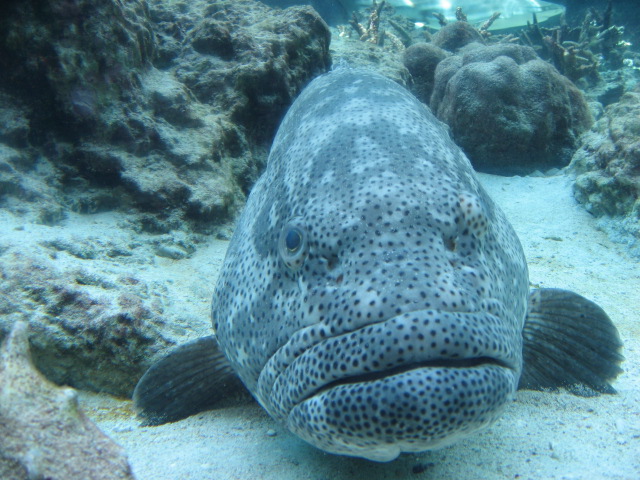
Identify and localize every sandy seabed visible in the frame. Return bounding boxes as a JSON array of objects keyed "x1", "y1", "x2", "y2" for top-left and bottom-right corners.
[{"x1": 78, "y1": 172, "x2": 639, "y2": 480}]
